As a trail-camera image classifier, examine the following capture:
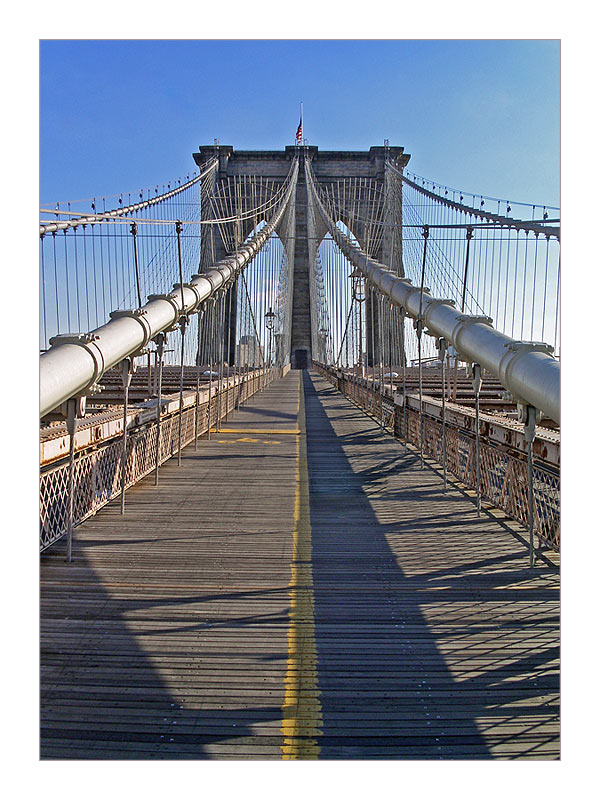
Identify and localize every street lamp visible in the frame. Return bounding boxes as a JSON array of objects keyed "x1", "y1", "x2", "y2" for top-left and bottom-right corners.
[
  {"x1": 351, "y1": 267, "x2": 366, "y2": 377},
  {"x1": 265, "y1": 308, "x2": 276, "y2": 367}
]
